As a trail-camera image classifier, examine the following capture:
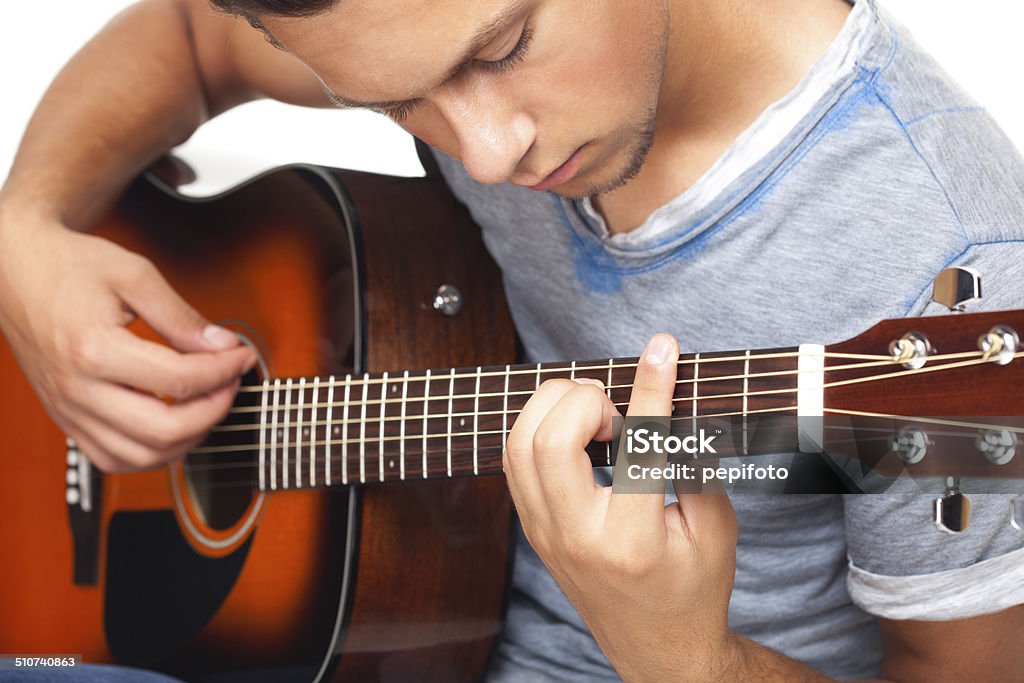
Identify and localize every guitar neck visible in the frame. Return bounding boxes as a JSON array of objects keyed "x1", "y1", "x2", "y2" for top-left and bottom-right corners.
[{"x1": 195, "y1": 347, "x2": 805, "y2": 491}]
